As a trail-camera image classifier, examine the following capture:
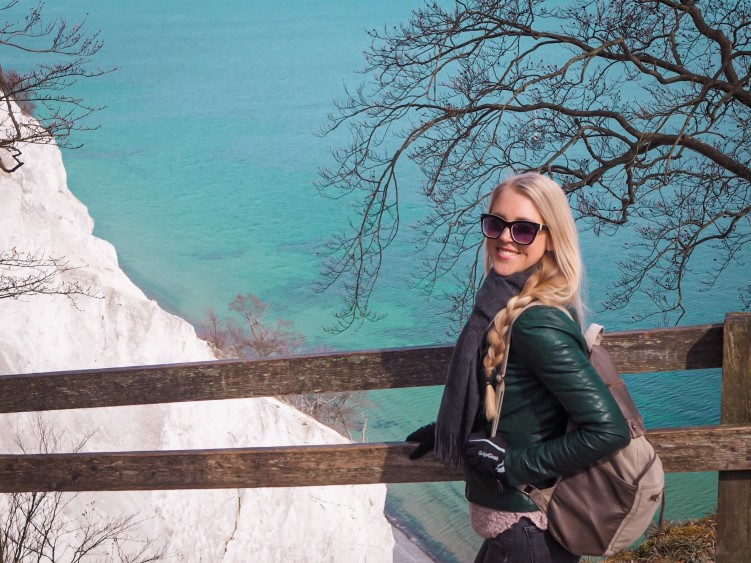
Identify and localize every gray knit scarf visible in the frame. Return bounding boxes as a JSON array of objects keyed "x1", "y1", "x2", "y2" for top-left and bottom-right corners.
[{"x1": 434, "y1": 266, "x2": 535, "y2": 469}]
